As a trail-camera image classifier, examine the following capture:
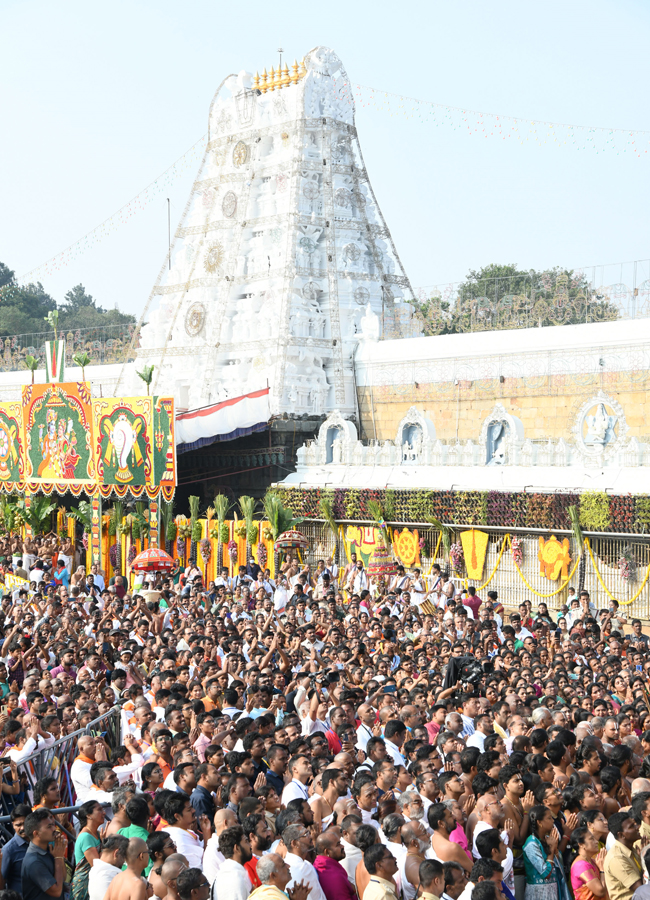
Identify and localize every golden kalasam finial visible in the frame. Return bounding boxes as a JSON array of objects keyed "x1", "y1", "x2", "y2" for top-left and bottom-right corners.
[
  {"x1": 281, "y1": 64, "x2": 290, "y2": 88},
  {"x1": 268, "y1": 66, "x2": 276, "y2": 91},
  {"x1": 253, "y1": 72, "x2": 260, "y2": 91},
  {"x1": 274, "y1": 66, "x2": 282, "y2": 90},
  {"x1": 291, "y1": 60, "x2": 299, "y2": 84},
  {"x1": 260, "y1": 68, "x2": 269, "y2": 93},
  {"x1": 298, "y1": 58, "x2": 307, "y2": 79}
]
